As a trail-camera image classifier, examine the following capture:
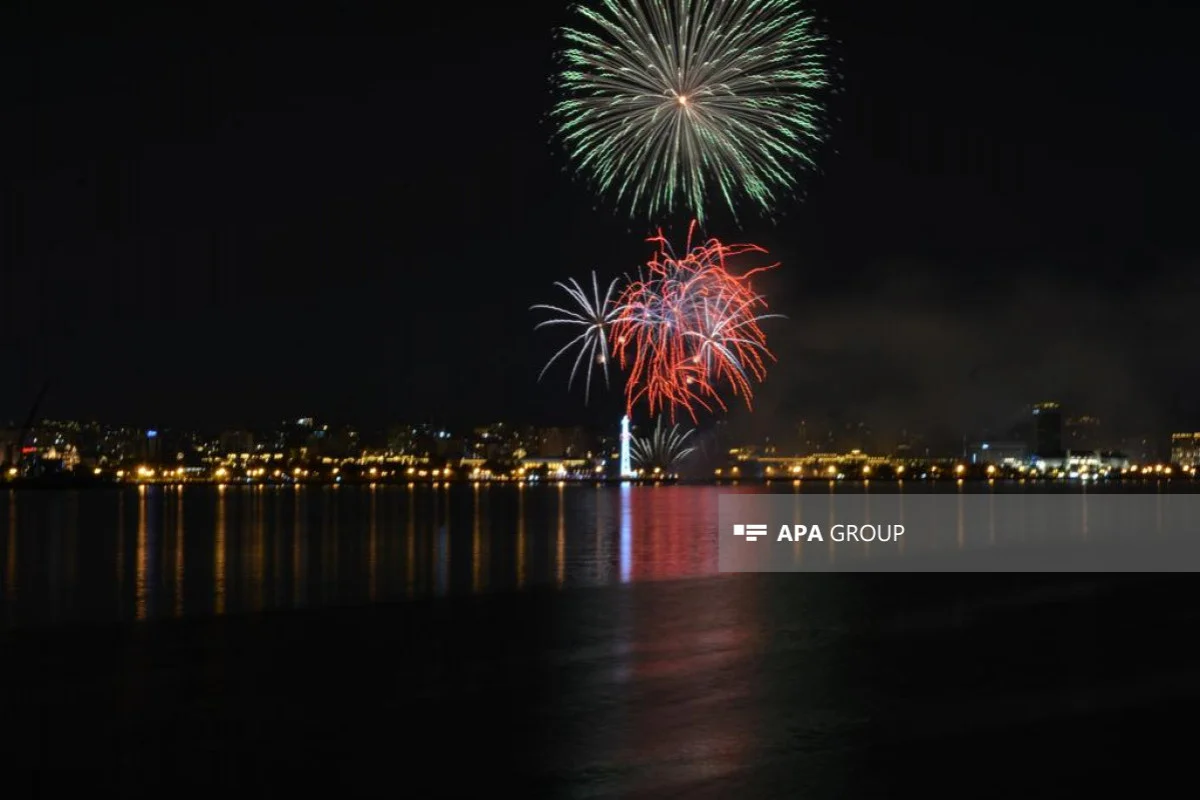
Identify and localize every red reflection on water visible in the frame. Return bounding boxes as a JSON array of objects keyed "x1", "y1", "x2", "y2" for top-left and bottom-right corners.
[
  {"x1": 627, "y1": 487, "x2": 718, "y2": 582},
  {"x1": 612, "y1": 577, "x2": 761, "y2": 791}
]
